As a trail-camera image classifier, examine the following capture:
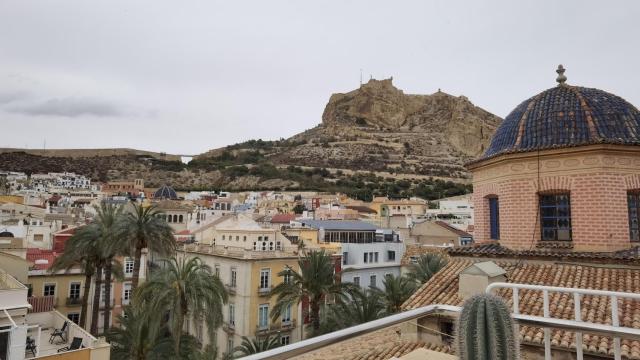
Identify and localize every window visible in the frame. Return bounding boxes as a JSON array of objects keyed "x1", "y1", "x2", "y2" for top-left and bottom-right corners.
[
  {"x1": 262, "y1": 242, "x2": 267, "y2": 251},
  {"x1": 269, "y1": 242, "x2": 274, "y2": 251},
  {"x1": 229, "y1": 303, "x2": 235, "y2": 326},
  {"x1": 33, "y1": 234, "x2": 43, "y2": 241},
  {"x1": 100, "y1": 284, "x2": 113, "y2": 304},
  {"x1": 353, "y1": 276, "x2": 360, "y2": 287},
  {"x1": 222, "y1": 235, "x2": 225, "y2": 240},
  {"x1": 628, "y1": 192, "x2": 640, "y2": 242},
  {"x1": 259, "y1": 269, "x2": 270, "y2": 289},
  {"x1": 123, "y1": 283, "x2": 132, "y2": 305},
  {"x1": 124, "y1": 258, "x2": 134, "y2": 276},
  {"x1": 283, "y1": 266, "x2": 293, "y2": 284},
  {"x1": 68, "y1": 282, "x2": 81, "y2": 299},
  {"x1": 227, "y1": 338, "x2": 234, "y2": 352},
  {"x1": 363, "y1": 253, "x2": 368, "y2": 263},
  {"x1": 489, "y1": 197, "x2": 500, "y2": 240},
  {"x1": 374, "y1": 252, "x2": 379, "y2": 263},
  {"x1": 276, "y1": 241, "x2": 281, "y2": 250},
  {"x1": 280, "y1": 335, "x2": 290, "y2": 346},
  {"x1": 440, "y1": 320, "x2": 455, "y2": 345},
  {"x1": 215, "y1": 265, "x2": 220, "y2": 278},
  {"x1": 342, "y1": 252, "x2": 348, "y2": 265},
  {"x1": 282, "y1": 304, "x2": 291, "y2": 323},
  {"x1": 540, "y1": 194, "x2": 572, "y2": 241},
  {"x1": 236, "y1": 236, "x2": 239, "y2": 241},
  {"x1": 230, "y1": 268, "x2": 237, "y2": 287},
  {"x1": 44, "y1": 283, "x2": 56, "y2": 296},
  {"x1": 67, "y1": 313, "x2": 80, "y2": 325},
  {"x1": 243, "y1": 236, "x2": 247, "y2": 242},
  {"x1": 178, "y1": 215, "x2": 183, "y2": 223},
  {"x1": 369, "y1": 275, "x2": 377, "y2": 288},
  {"x1": 258, "y1": 304, "x2": 269, "y2": 329},
  {"x1": 387, "y1": 251, "x2": 396, "y2": 261}
]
